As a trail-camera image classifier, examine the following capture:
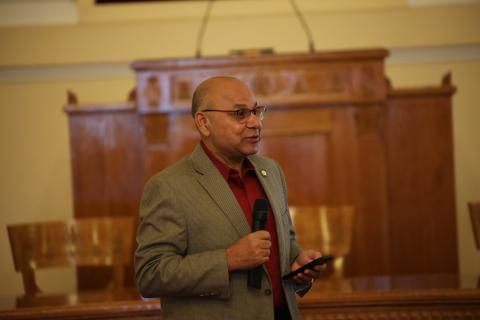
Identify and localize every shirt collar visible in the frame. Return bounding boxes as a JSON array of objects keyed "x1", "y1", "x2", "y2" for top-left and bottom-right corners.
[{"x1": 200, "y1": 141, "x2": 256, "y2": 181}]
